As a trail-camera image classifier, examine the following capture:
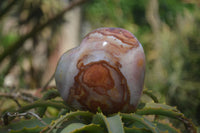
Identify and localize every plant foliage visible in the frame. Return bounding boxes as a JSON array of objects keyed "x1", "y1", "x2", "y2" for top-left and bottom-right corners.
[{"x1": 0, "y1": 89, "x2": 197, "y2": 133}]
